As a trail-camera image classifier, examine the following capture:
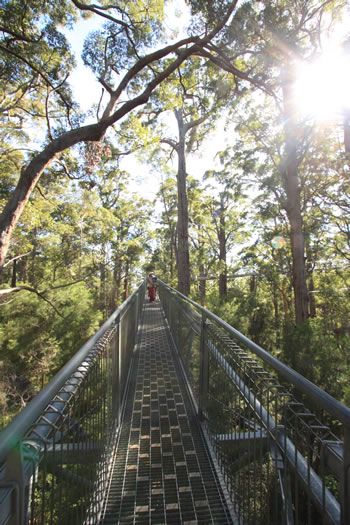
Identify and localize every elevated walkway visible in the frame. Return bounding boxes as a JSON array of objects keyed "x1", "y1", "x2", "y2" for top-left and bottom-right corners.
[
  {"x1": 101, "y1": 300, "x2": 234, "y2": 524},
  {"x1": 1, "y1": 280, "x2": 349, "y2": 524}
]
